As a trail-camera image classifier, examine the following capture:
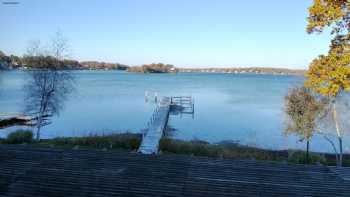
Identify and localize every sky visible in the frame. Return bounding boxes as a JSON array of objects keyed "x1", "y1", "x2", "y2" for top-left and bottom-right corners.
[{"x1": 0, "y1": 0, "x2": 333, "y2": 68}]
